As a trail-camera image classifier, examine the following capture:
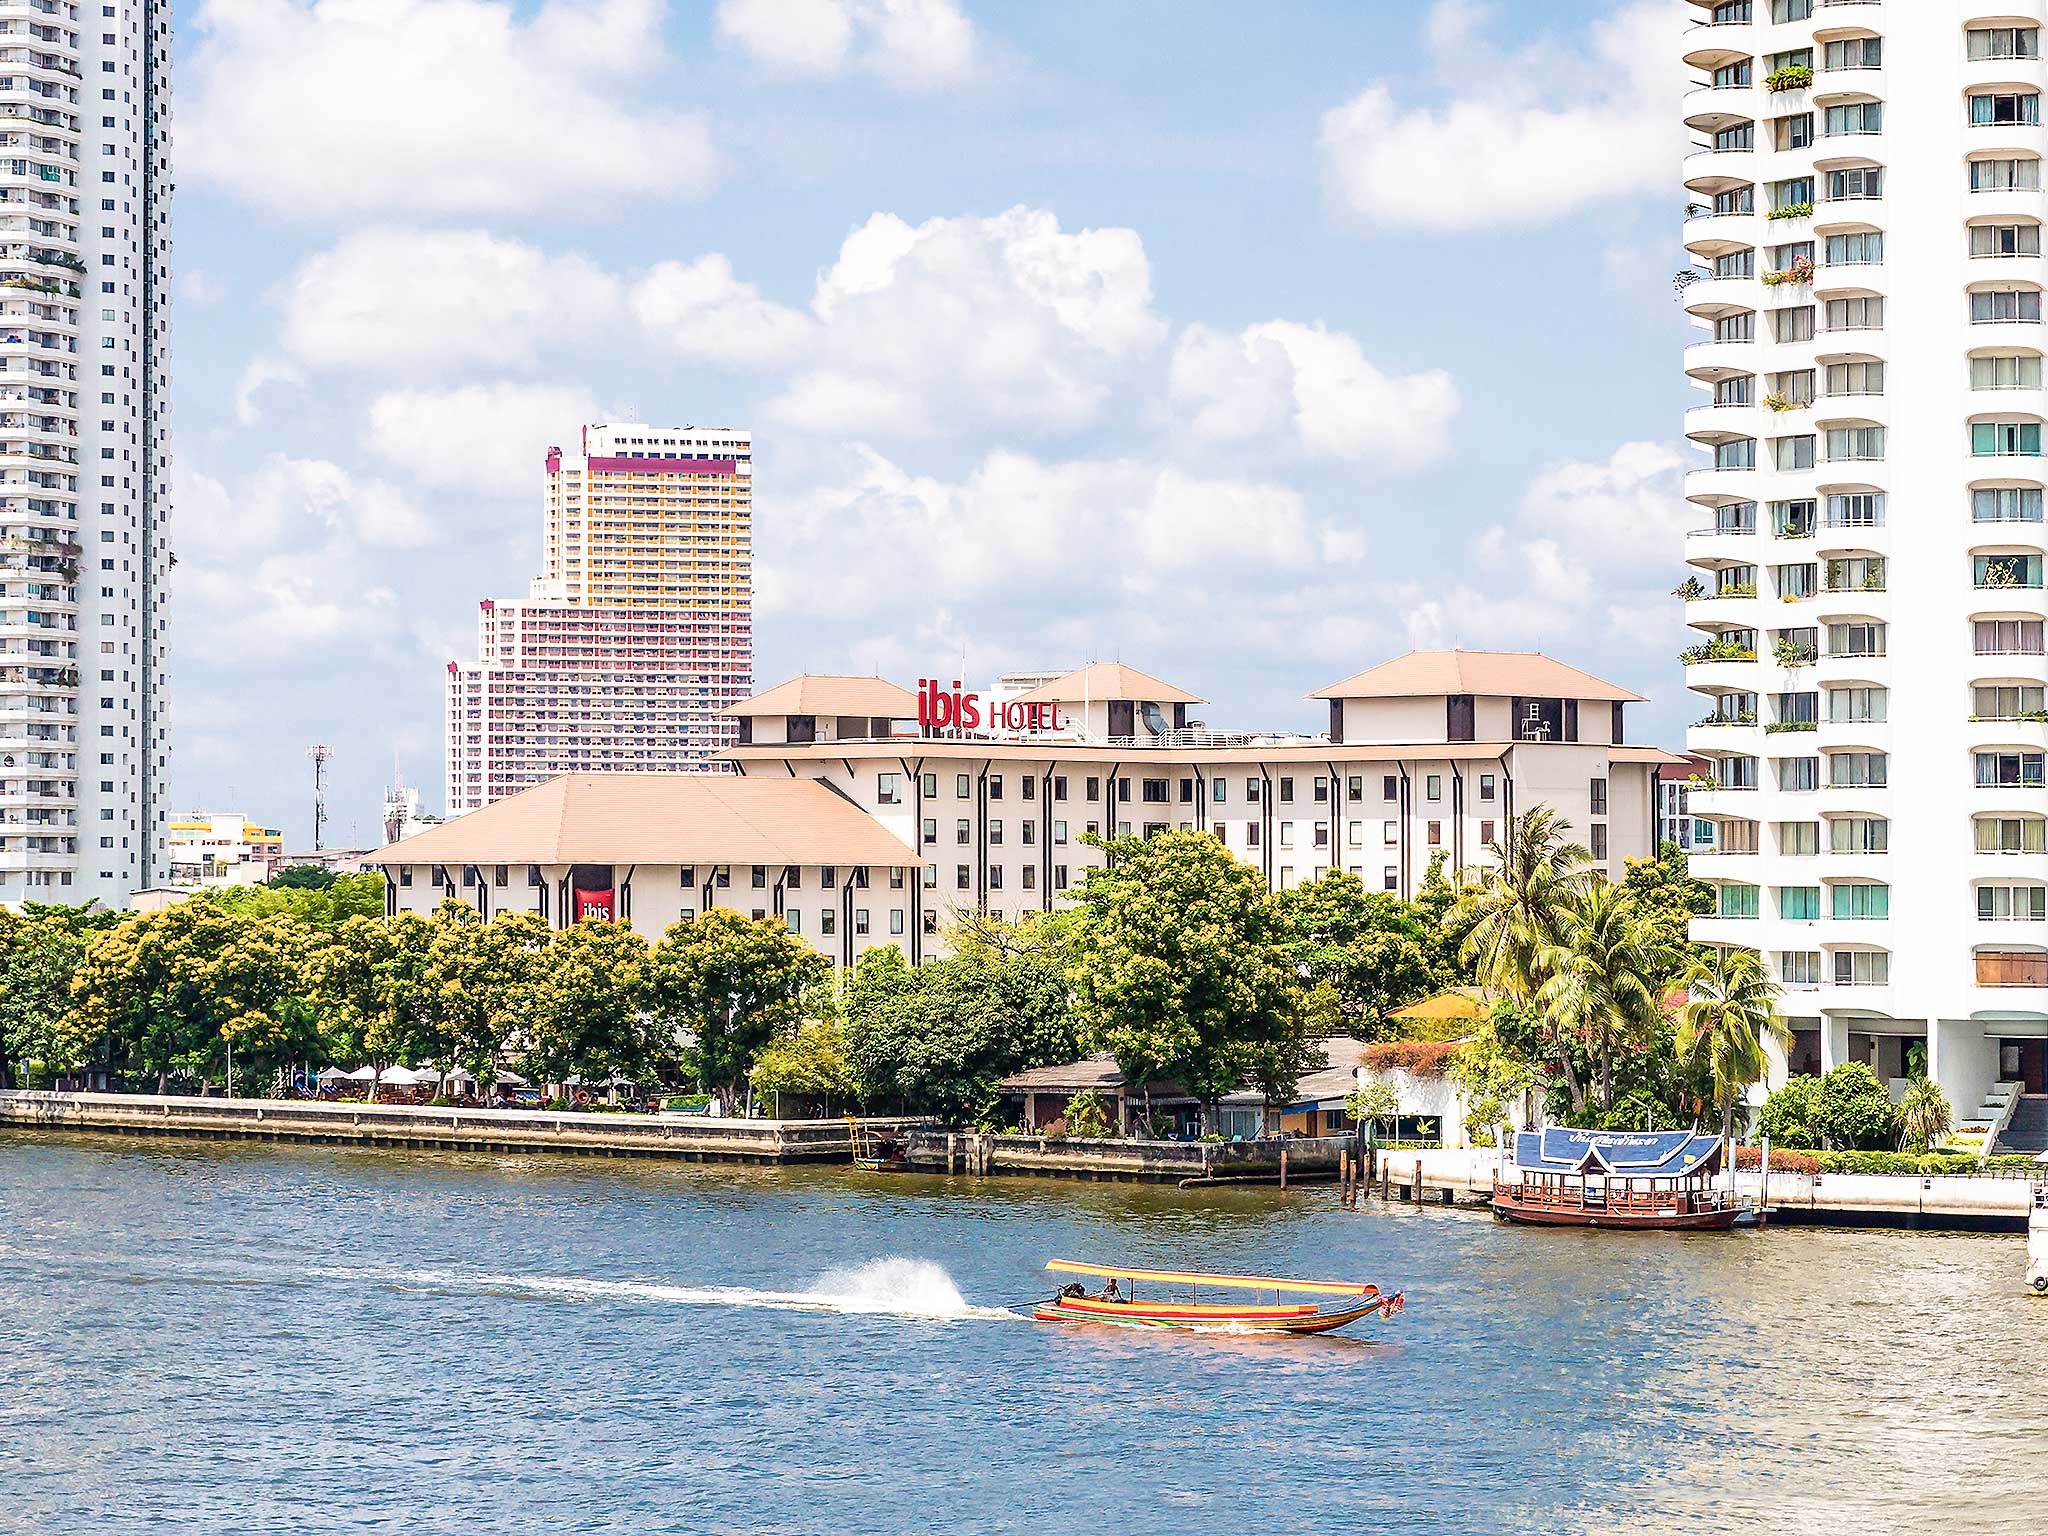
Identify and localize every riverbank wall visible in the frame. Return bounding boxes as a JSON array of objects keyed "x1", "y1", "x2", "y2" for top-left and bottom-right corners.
[
  {"x1": 1373, "y1": 1147, "x2": 2043, "y2": 1232},
  {"x1": 902, "y1": 1129, "x2": 1347, "y2": 1184},
  {"x1": 0, "y1": 1090, "x2": 929, "y2": 1164}
]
